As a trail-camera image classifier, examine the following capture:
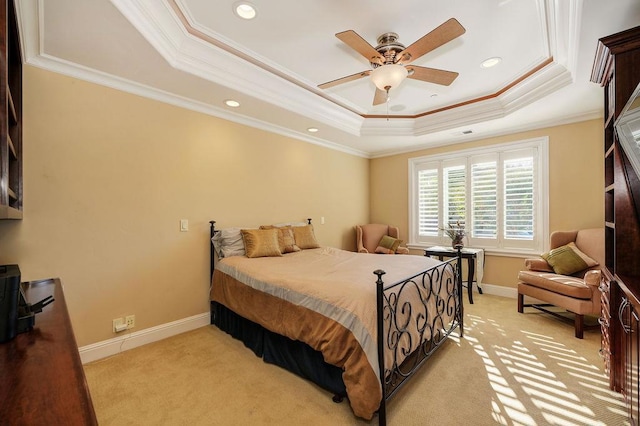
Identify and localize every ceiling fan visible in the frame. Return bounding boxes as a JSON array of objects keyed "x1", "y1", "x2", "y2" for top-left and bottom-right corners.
[{"x1": 318, "y1": 18, "x2": 466, "y2": 106}]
